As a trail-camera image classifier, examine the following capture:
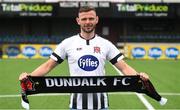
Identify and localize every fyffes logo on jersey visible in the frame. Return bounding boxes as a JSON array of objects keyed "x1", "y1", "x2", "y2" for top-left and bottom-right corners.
[
  {"x1": 39, "y1": 46, "x2": 53, "y2": 57},
  {"x1": 132, "y1": 47, "x2": 146, "y2": 58},
  {"x1": 148, "y1": 47, "x2": 162, "y2": 58},
  {"x1": 165, "y1": 47, "x2": 179, "y2": 58},
  {"x1": 22, "y1": 46, "x2": 36, "y2": 58},
  {"x1": 78, "y1": 55, "x2": 99, "y2": 71}
]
